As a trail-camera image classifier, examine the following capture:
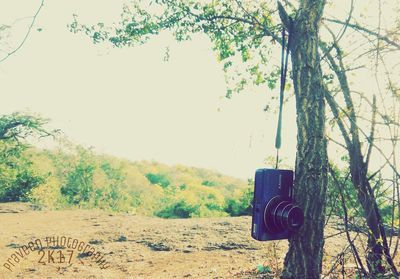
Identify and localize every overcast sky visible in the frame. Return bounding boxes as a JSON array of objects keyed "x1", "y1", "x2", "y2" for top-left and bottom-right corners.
[{"x1": 0, "y1": 0, "x2": 397, "y2": 179}]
